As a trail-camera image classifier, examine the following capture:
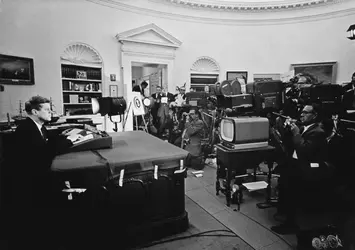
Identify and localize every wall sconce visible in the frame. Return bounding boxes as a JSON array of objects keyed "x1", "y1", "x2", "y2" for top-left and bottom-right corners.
[{"x1": 347, "y1": 24, "x2": 355, "y2": 40}]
